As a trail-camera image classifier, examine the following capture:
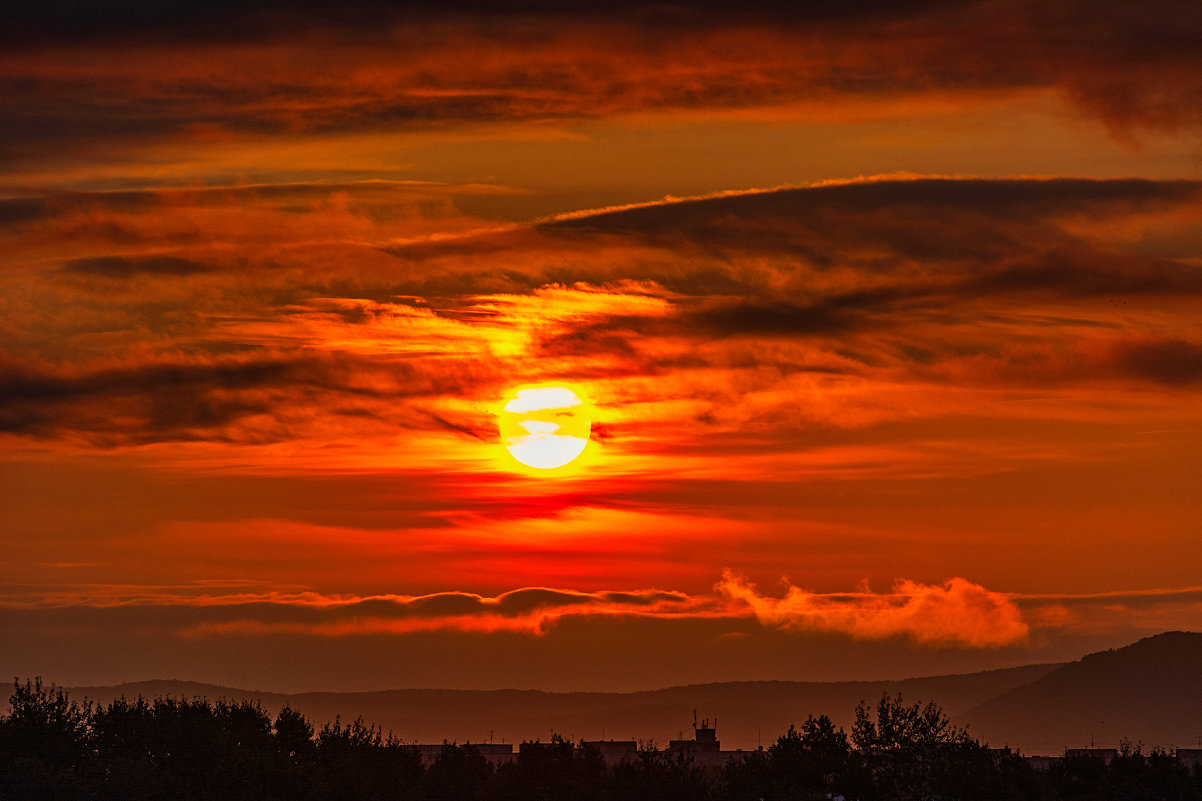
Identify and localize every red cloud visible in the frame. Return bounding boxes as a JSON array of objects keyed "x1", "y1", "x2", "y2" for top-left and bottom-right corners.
[
  {"x1": 4, "y1": 573, "x2": 1031, "y2": 647},
  {"x1": 716, "y1": 571, "x2": 1029, "y2": 647}
]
